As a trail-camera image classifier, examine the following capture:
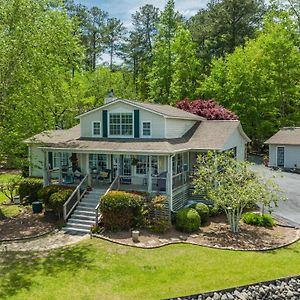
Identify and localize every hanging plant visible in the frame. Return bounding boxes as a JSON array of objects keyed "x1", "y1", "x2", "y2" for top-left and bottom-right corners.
[{"x1": 131, "y1": 158, "x2": 139, "y2": 166}]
